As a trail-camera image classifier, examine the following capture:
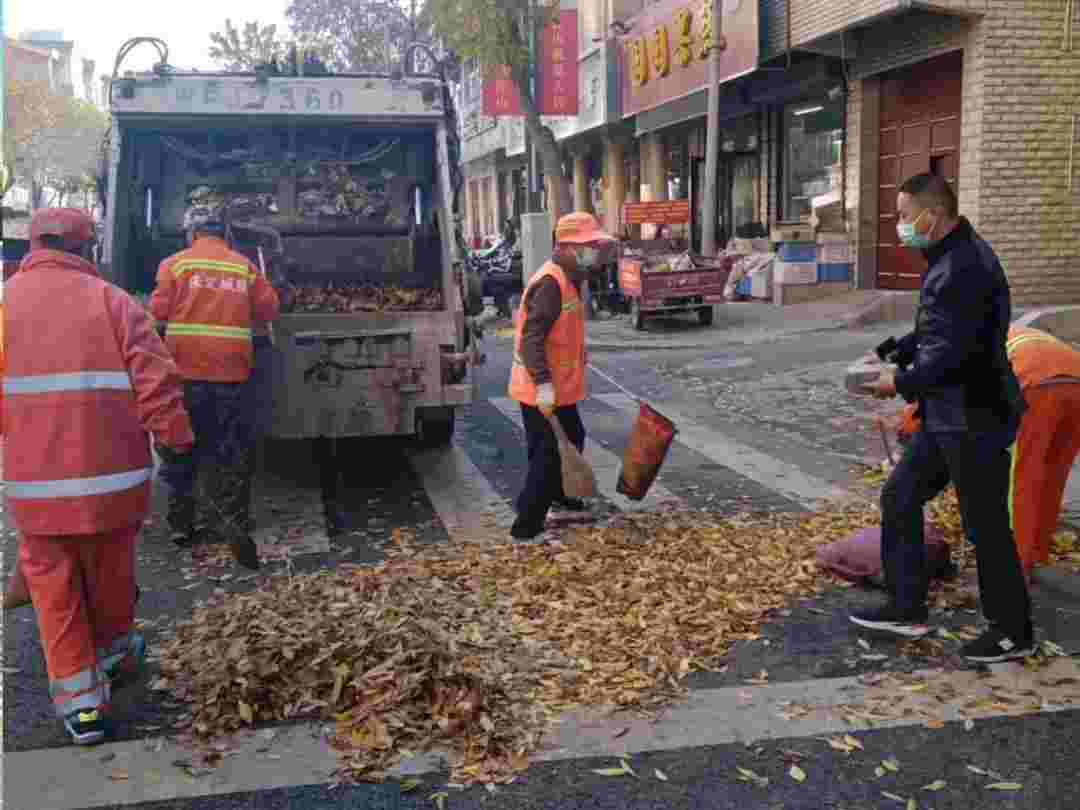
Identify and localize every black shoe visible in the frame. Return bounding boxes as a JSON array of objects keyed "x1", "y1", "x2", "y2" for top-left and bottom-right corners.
[
  {"x1": 960, "y1": 627, "x2": 1034, "y2": 663},
  {"x1": 553, "y1": 497, "x2": 587, "y2": 512},
  {"x1": 229, "y1": 536, "x2": 261, "y2": 571},
  {"x1": 510, "y1": 520, "x2": 544, "y2": 540},
  {"x1": 849, "y1": 603, "x2": 931, "y2": 639},
  {"x1": 169, "y1": 530, "x2": 196, "y2": 548}
]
